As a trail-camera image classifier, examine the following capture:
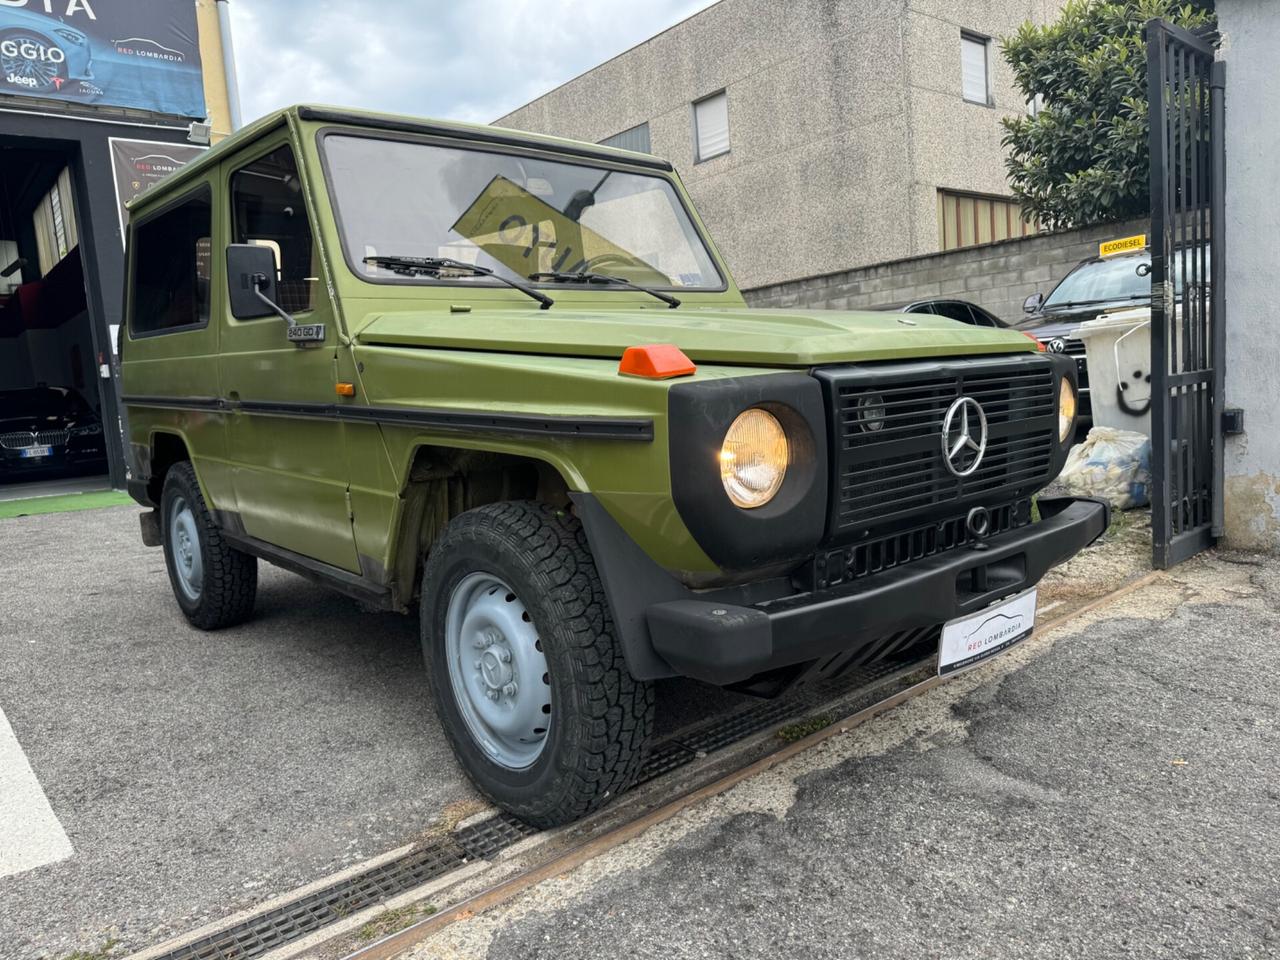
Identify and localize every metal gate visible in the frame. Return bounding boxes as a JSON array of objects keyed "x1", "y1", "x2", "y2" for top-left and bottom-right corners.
[{"x1": 1146, "y1": 19, "x2": 1224, "y2": 569}]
